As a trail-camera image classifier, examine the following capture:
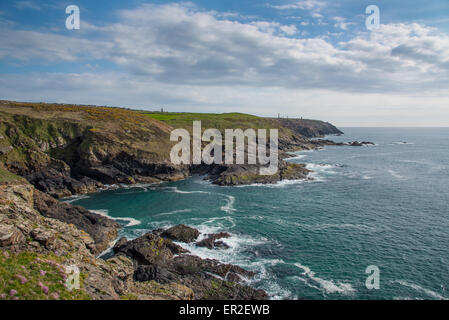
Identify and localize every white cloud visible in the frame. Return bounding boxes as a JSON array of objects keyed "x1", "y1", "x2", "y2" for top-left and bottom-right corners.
[
  {"x1": 15, "y1": 1, "x2": 42, "y2": 11},
  {"x1": 268, "y1": 0, "x2": 326, "y2": 11},
  {"x1": 1, "y1": 3, "x2": 449, "y2": 125}
]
